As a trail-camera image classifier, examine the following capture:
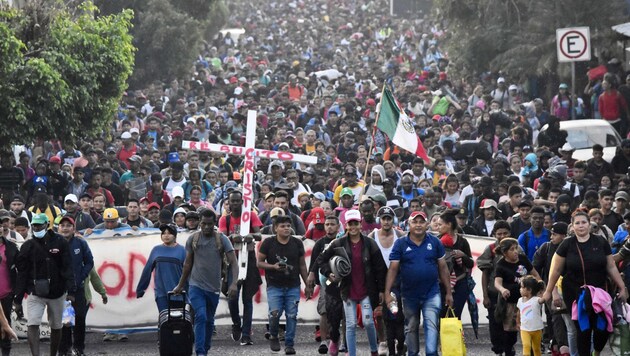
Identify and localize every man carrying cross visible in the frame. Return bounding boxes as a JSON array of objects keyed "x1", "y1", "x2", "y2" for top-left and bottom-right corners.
[{"x1": 218, "y1": 189, "x2": 263, "y2": 346}]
